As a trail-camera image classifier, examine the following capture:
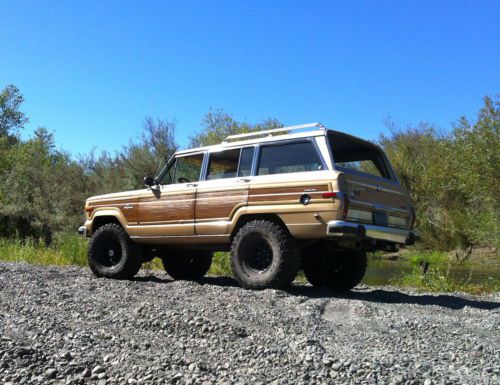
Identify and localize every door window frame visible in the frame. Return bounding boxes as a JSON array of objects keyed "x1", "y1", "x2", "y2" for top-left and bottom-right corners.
[
  {"x1": 157, "y1": 137, "x2": 328, "y2": 184},
  {"x1": 157, "y1": 151, "x2": 206, "y2": 186}
]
